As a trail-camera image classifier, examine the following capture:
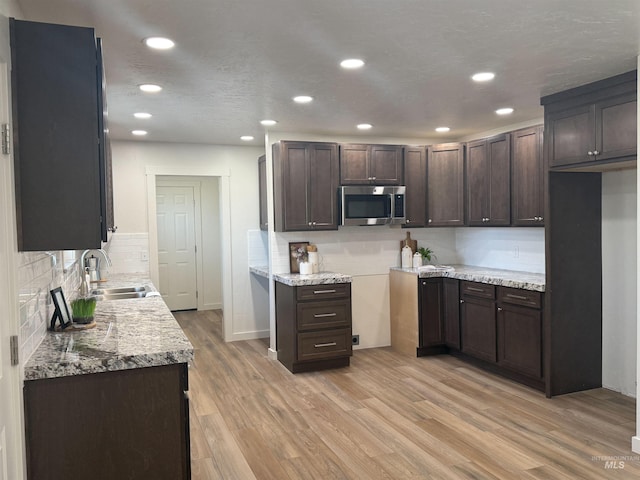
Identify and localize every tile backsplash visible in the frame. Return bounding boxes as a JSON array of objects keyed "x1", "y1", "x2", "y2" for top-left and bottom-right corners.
[{"x1": 18, "y1": 251, "x2": 80, "y2": 364}]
